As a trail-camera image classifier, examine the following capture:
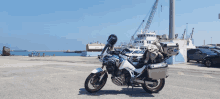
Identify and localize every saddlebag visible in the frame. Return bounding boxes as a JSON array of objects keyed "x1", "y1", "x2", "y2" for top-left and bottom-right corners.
[{"x1": 147, "y1": 62, "x2": 168, "y2": 80}]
